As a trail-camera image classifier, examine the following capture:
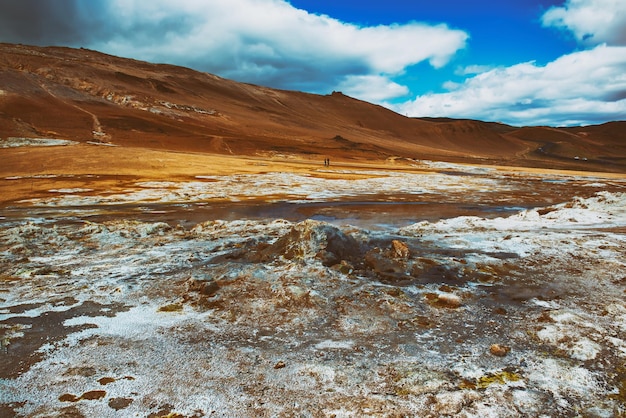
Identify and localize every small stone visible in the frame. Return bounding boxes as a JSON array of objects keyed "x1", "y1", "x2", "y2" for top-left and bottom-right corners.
[
  {"x1": 108, "y1": 397, "x2": 133, "y2": 411},
  {"x1": 439, "y1": 284, "x2": 454, "y2": 293},
  {"x1": 391, "y1": 240, "x2": 410, "y2": 259},
  {"x1": 187, "y1": 277, "x2": 220, "y2": 297},
  {"x1": 59, "y1": 393, "x2": 79, "y2": 403},
  {"x1": 98, "y1": 377, "x2": 116, "y2": 385},
  {"x1": 427, "y1": 292, "x2": 462, "y2": 309},
  {"x1": 199, "y1": 281, "x2": 220, "y2": 297},
  {"x1": 493, "y1": 307, "x2": 507, "y2": 315},
  {"x1": 489, "y1": 344, "x2": 511, "y2": 357},
  {"x1": 79, "y1": 390, "x2": 106, "y2": 401},
  {"x1": 273, "y1": 361, "x2": 286, "y2": 369},
  {"x1": 157, "y1": 303, "x2": 183, "y2": 312},
  {"x1": 334, "y1": 260, "x2": 354, "y2": 275}
]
